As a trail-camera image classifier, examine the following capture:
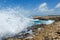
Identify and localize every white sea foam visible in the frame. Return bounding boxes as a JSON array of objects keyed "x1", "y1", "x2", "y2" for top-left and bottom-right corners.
[{"x1": 0, "y1": 7, "x2": 34, "y2": 40}]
